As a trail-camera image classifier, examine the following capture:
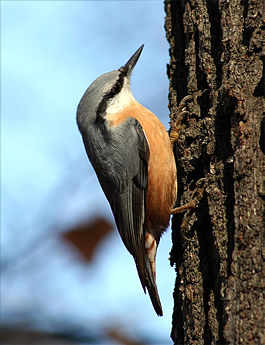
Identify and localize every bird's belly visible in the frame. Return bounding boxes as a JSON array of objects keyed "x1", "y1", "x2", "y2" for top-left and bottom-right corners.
[
  {"x1": 145, "y1": 126, "x2": 177, "y2": 233},
  {"x1": 105, "y1": 102, "x2": 177, "y2": 234},
  {"x1": 134, "y1": 108, "x2": 177, "y2": 234}
]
